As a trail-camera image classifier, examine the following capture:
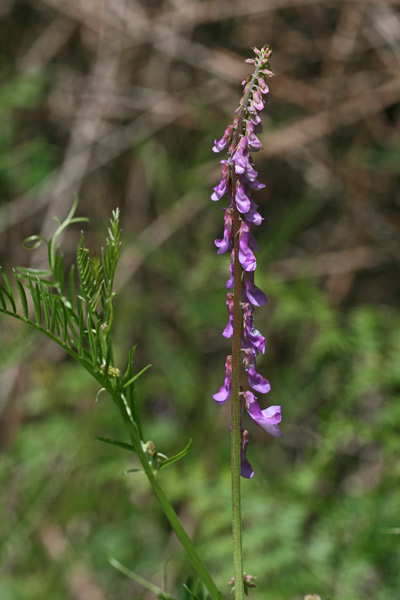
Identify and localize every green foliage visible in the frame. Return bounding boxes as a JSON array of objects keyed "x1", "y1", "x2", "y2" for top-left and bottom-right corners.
[
  {"x1": 0, "y1": 199, "x2": 126, "y2": 390},
  {"x1": 0, "y1": 200, "x2": 221, "y2": 600}
]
